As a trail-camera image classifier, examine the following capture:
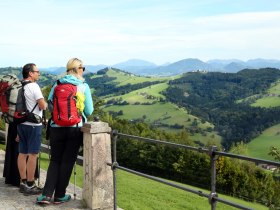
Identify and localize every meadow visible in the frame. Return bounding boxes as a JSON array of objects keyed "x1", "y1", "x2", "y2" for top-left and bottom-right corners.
[
  {"x1": 103, "y1": 102, "x2": 220, "y2": 144},
  {"x1": 251, "y1": 80, "x2": 280, "y2": 108},
  {"x1": 247, "y1": 123, "x2": 280, "y2": 160}
]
